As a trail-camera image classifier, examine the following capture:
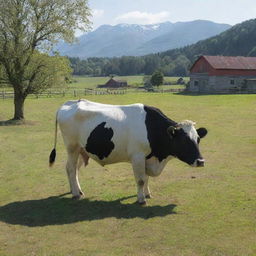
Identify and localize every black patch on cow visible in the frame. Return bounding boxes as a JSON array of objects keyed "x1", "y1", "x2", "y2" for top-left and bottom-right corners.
[
  {"x1": 144, "y1": 105, "x2": 177, "y2": 162},
  {"x1": 85, "y1": 122, "x2": 115, "y2": 160},
  {"x1": 144, "y1": 105, "x2": 204, "y2": 165},
  {"x1": 169, "y1": 128, "x2": 202, "y2": 165}
]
